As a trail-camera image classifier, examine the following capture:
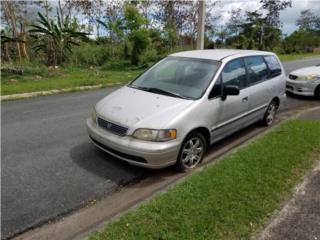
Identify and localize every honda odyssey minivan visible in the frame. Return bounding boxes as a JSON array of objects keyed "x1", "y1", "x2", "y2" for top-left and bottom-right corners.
[{"x1": 87, "y1": 49, "x2": 286, "y2": 171}]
